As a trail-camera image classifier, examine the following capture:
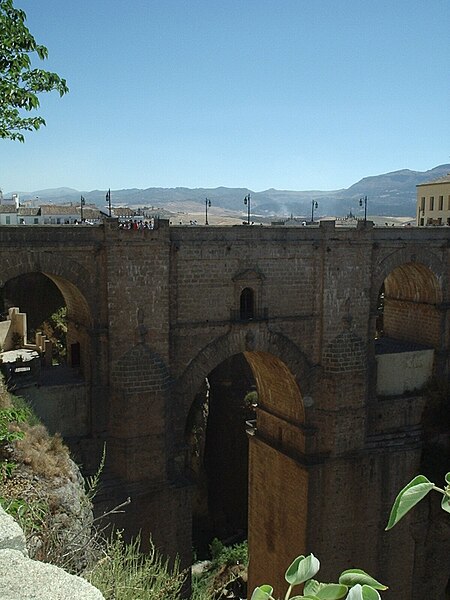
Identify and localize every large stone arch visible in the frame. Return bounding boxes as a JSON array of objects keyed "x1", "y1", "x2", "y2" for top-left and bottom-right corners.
[
  {"x1": 173, "y1": 326, "x2": 314, "y2": 598},
  {"x1": 174, "y1": 325, "x2": 314, "y2": 430}
]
